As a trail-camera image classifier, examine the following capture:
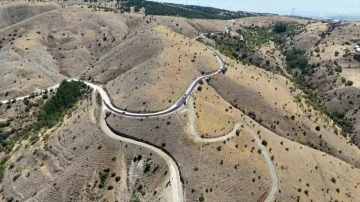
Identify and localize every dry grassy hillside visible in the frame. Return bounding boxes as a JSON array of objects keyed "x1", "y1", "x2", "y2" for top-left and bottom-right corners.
[
  {"x1": 191, "y1": 81, "x2": 360, "y2": 201},
  {"x1": 0, "y1": 4, "x2": 128, "y2": 100},
  {"x1": 0, "y1": 2, "x2": 227, "y2": 110},
  {"x1": 103, "y1": 25, "x2": 219, "y2": 112},
  {"x1": 0, "y1": 2, "x2": 58, "y2": 29},
  {"x1": 0, "y1": 2, "x2": 360, "y2": 202},
  {"x1": 290, "y1": 21, "x2": 360, "y2": 146},
  {"x1": 249, "y1": 114, "x2": 360, "y2": 202},
  {"x1": 1, "y1": 96, "x2": 171, "y2": 202},
  {"x1": 208, "y1": 54, "x2": 360, "y2": 168},
  {"x1": 233, "y1": 15, "x2": 309, "y2": 29},
  {"x1": 107, "y1": 111, "x2": 272, "y2": 202}
]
